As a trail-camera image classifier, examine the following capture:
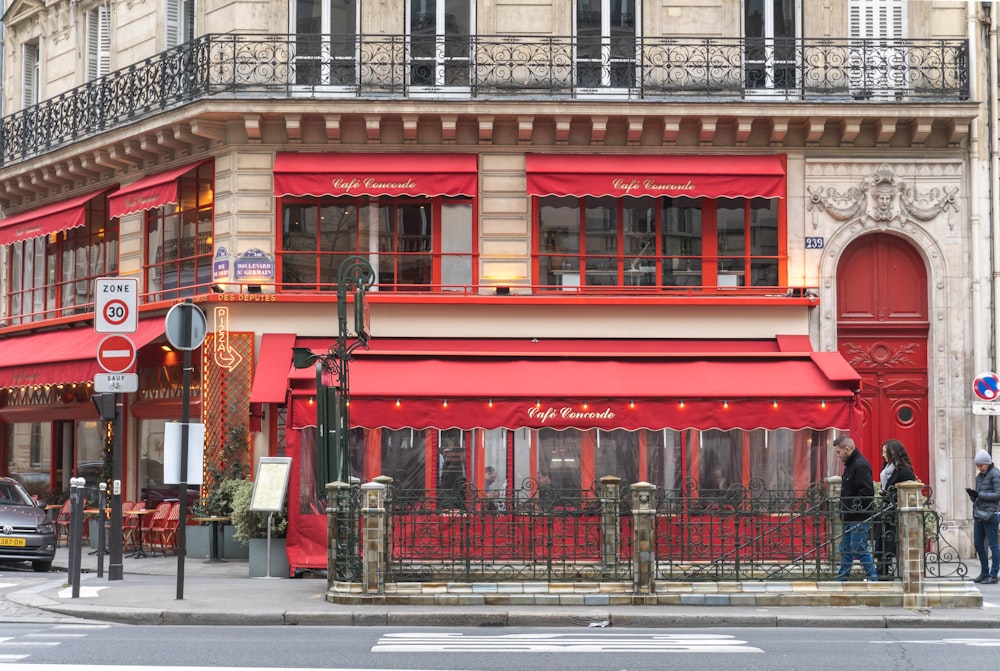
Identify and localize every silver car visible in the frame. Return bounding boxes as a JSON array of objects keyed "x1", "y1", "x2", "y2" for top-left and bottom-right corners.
[{"x1": 0, "y1": 476, "x2": 56, "y2": 572}]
